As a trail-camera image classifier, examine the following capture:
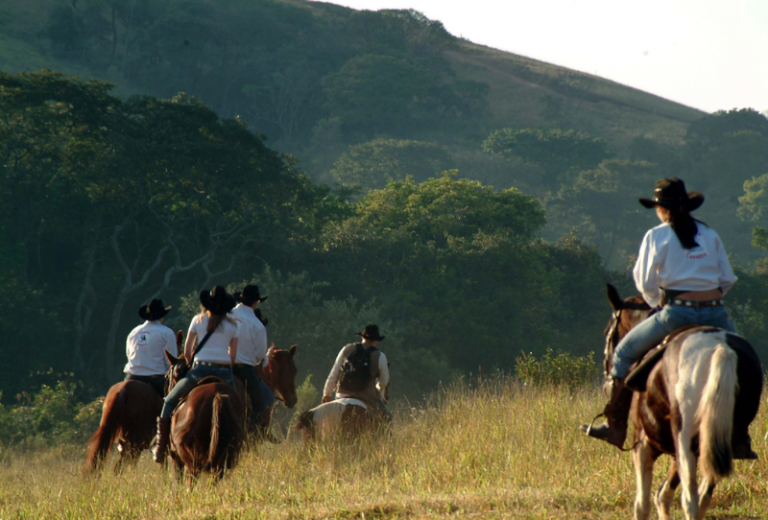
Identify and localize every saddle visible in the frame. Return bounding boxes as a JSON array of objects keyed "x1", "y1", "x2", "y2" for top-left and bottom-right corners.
[
  {"x1": 176, "y1": 376, "x2": 227, "y2": 408},
  {"x1": 624, "y1": 324, "x2": 707, "y2": 392}
]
